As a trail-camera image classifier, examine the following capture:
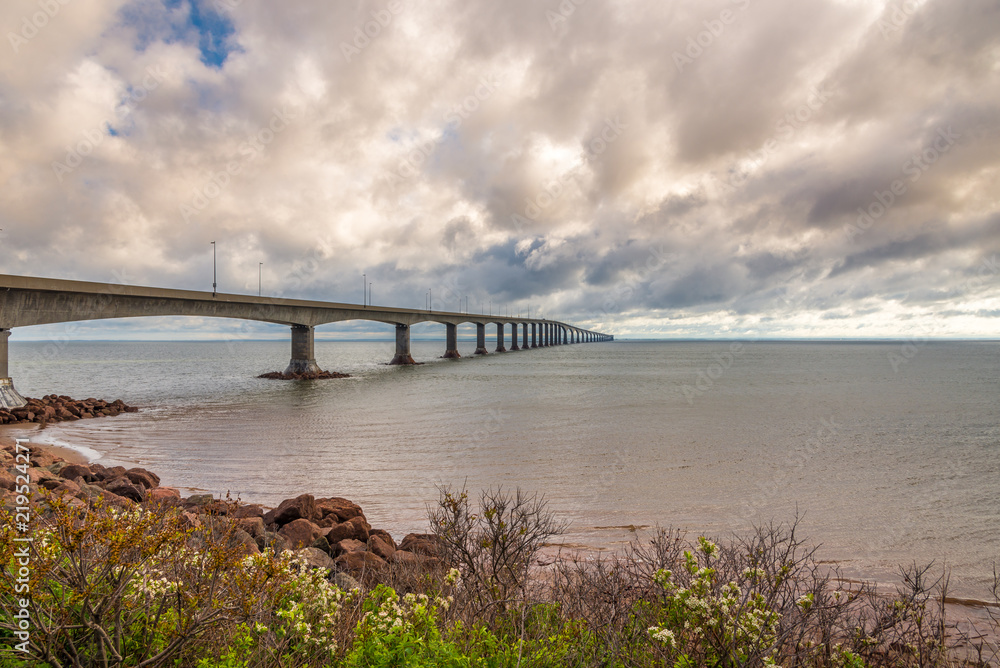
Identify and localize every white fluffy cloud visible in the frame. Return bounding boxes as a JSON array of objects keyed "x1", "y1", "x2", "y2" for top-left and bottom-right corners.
[{"x1": 2, "y1": 0, "x2": 998, "y2": 339}]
